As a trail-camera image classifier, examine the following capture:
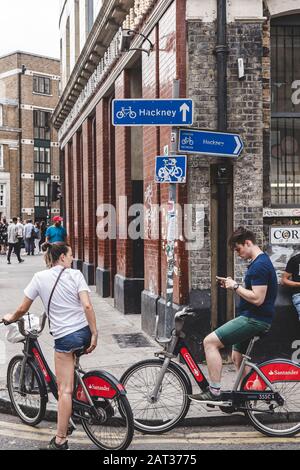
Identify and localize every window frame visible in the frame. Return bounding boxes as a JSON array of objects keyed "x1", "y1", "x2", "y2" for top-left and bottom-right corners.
[
  {"x1": 270, "y1": 14, "x2": 300, "y2": 206},
  {"x1": 0, "y1": 183, "x2": 6, "y2": 208},
  {"x1": 33, "y1": 75, "x2": 51, "y2": 95},
  {"x1": 33, "y1": 110, "x2": 51, "y2": 140},
  {"x1": 0, "y1": 145, "x2": 3, "y2": 168},
  {"x1": 34, "y1": 179, "x2": 49, "y2": 208},
  {"x1": 34, "y1": 147, "x2": 51, "y2": 174}
]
